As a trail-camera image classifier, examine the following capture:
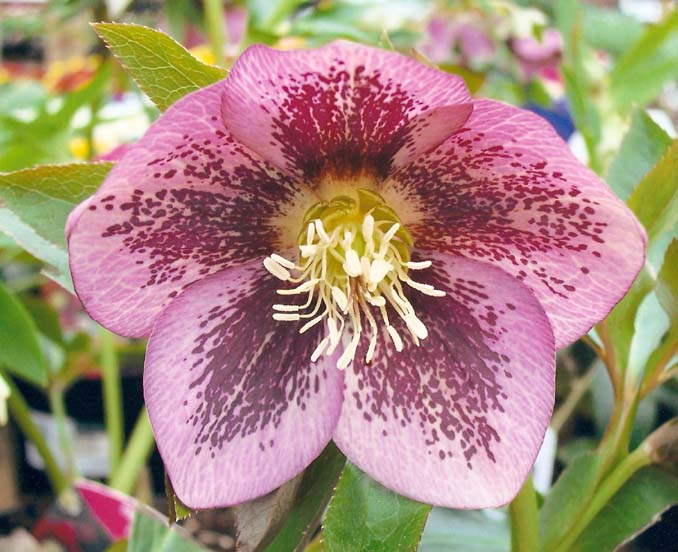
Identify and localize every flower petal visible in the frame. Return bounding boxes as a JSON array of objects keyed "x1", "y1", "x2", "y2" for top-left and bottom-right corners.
[
  {"x1": 221, "y1": 40, "x2": 471, "y2": 180},
  {"x1": 334, "y1": 252, "x2": 555, "y2": 508},
  {"x1": 383, "y1": 99, "x2": 646, "y2": 347},
  {"x1": 68, "y1": 81, "x2": 316, "y2": 337},
  {"x1": 145, "y1": 259, "x2": 344, "y2": 509}
]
